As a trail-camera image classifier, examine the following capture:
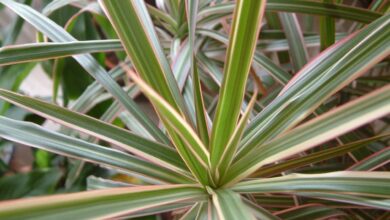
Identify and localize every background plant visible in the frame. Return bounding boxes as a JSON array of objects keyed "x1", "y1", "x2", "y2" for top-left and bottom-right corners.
[{"x1": 0, "y1": 0, "x2": 389, "y2": 219}]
